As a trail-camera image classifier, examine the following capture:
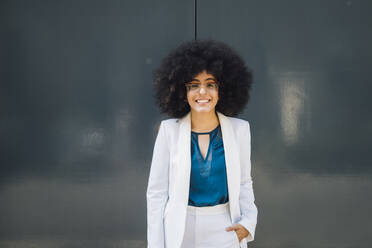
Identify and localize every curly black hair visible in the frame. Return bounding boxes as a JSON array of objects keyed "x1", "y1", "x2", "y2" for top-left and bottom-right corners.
[{"x1": 153, "y1": 39, "x2": 253, "y2": 118}]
